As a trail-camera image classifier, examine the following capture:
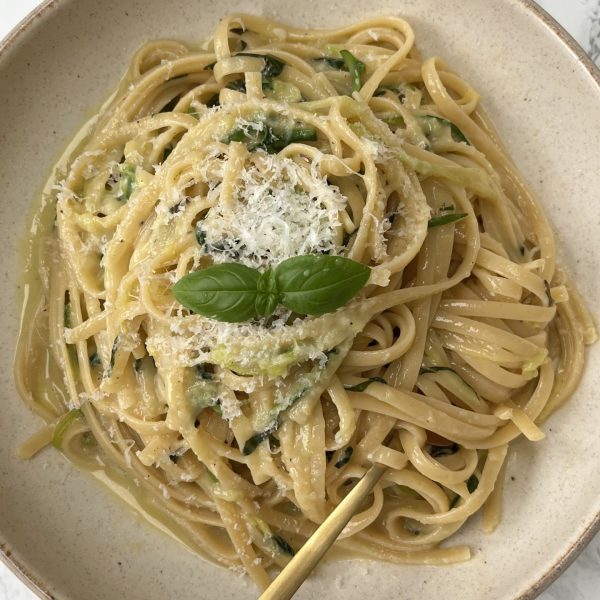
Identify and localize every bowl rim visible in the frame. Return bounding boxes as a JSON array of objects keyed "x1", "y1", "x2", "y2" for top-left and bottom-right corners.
[{"x1": 0, "y1": 1, "x2": 599, "y2": 599}]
